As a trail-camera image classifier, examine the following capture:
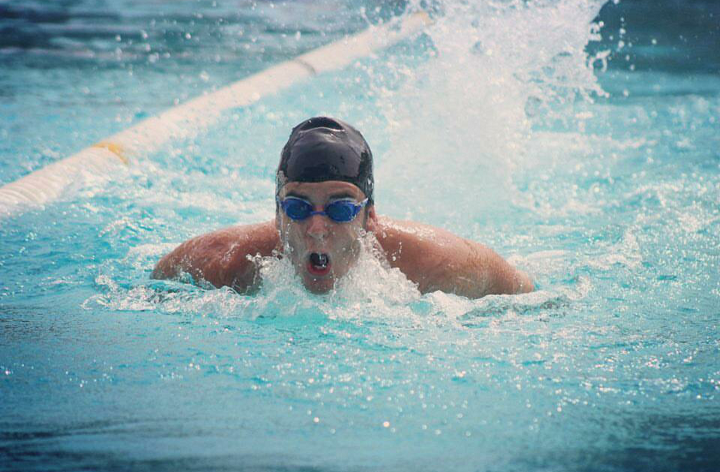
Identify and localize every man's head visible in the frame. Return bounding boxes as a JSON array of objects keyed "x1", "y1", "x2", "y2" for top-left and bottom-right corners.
[{"x1": 275, "y1": 117, "x2": 377, "y2": 294}]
